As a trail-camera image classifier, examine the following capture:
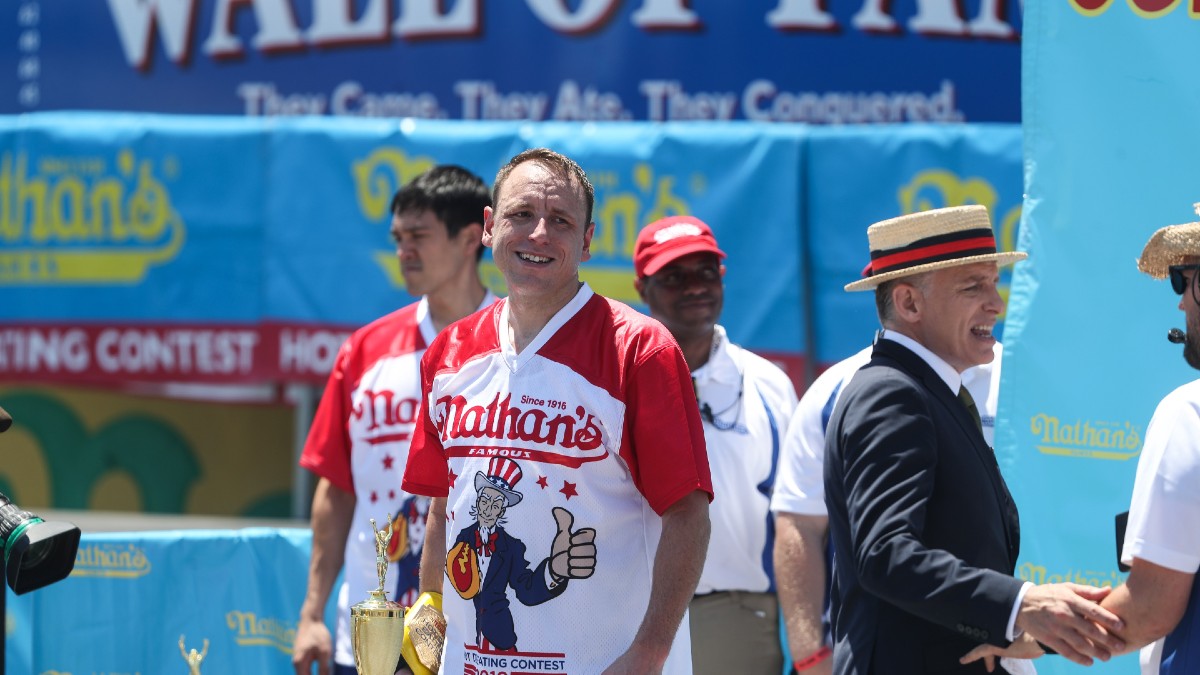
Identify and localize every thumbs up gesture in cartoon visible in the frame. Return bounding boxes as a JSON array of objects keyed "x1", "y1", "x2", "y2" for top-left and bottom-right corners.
[{"x1": 550, "y1": 506, "x2": 596, "y2": 581}]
